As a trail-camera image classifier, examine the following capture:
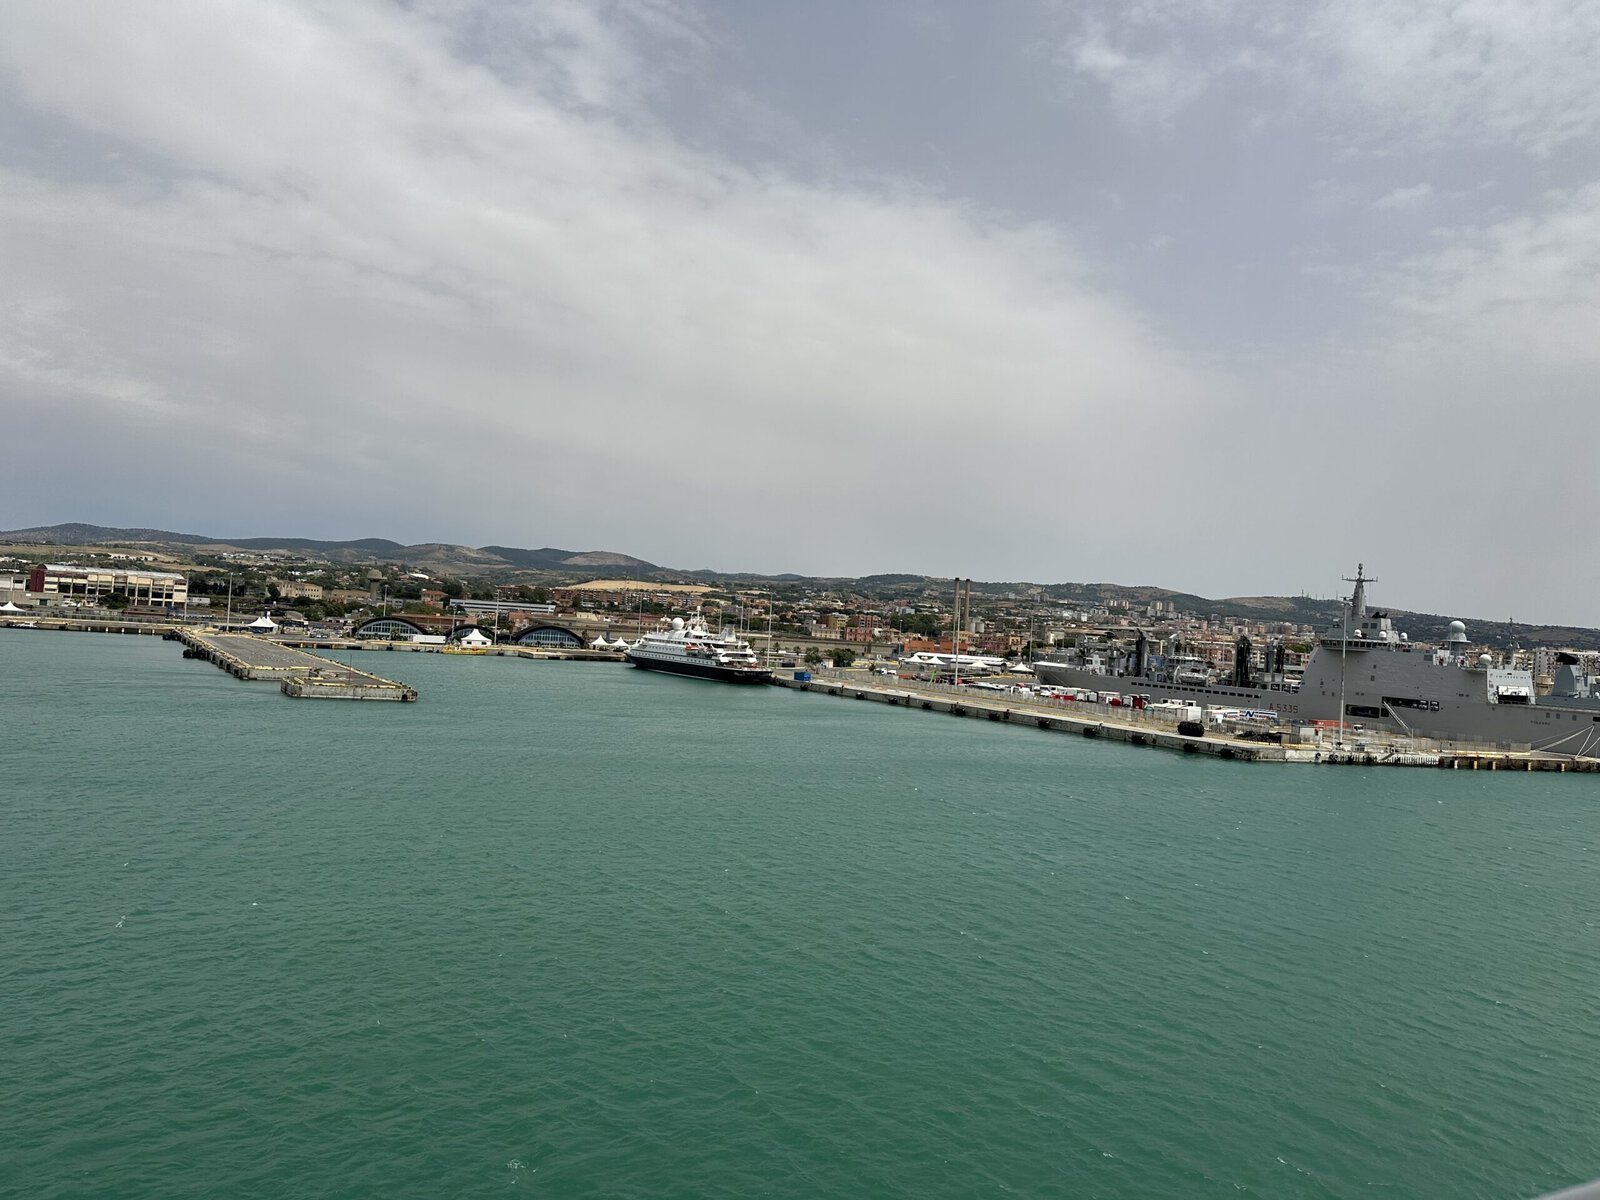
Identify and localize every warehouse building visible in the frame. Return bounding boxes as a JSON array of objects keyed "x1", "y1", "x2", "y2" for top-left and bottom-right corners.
[{"x1": 25, "y1": 564, "x2": 189, "y2": 608}]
